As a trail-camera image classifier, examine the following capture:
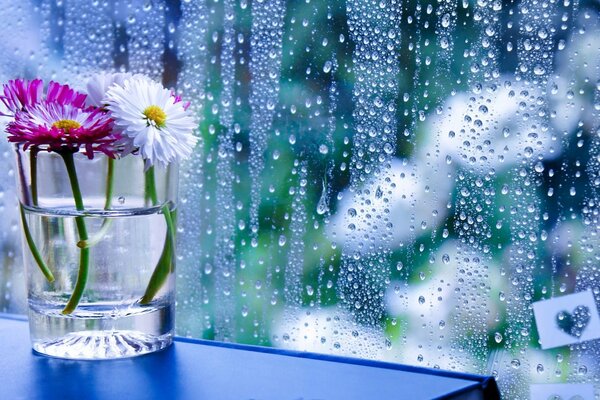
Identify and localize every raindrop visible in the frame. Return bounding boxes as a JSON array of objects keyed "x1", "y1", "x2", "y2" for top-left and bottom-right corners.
[
  {"x1": 536, "y1": 364, "x2": 544, "y2": 374},
  {"x1": 278, "y1": 235, "x2": 287, "y2": 246}
]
